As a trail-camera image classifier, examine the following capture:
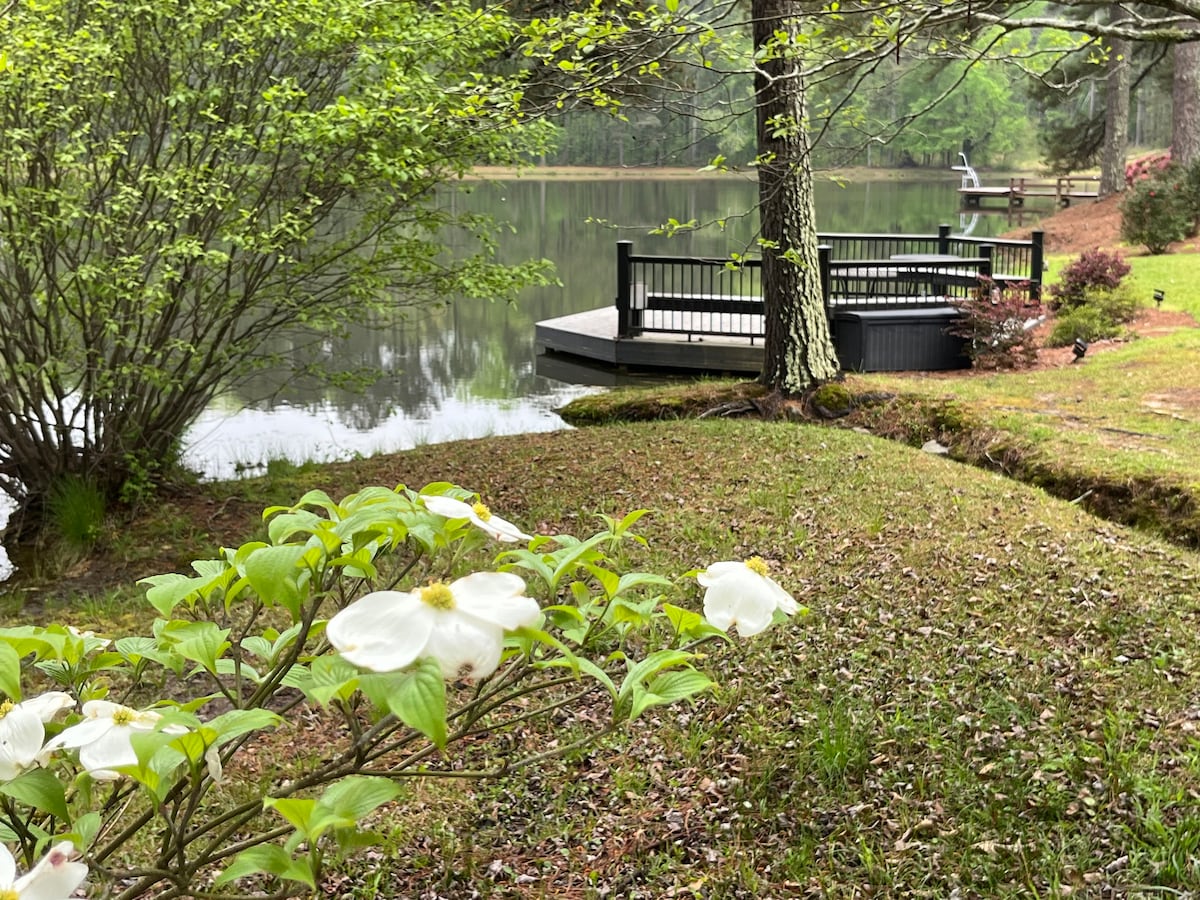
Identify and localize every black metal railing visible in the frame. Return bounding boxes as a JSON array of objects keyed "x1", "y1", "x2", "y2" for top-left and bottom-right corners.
[
  {"x1": 821, "y1": 247, "x2": 993, "y2": 311},
  {"x1": 614, "y1": 226, "x2": 1044, "y2": 339},
  {"x1": 617, "y1": 241, "x2": 764, "y2": 340}
]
